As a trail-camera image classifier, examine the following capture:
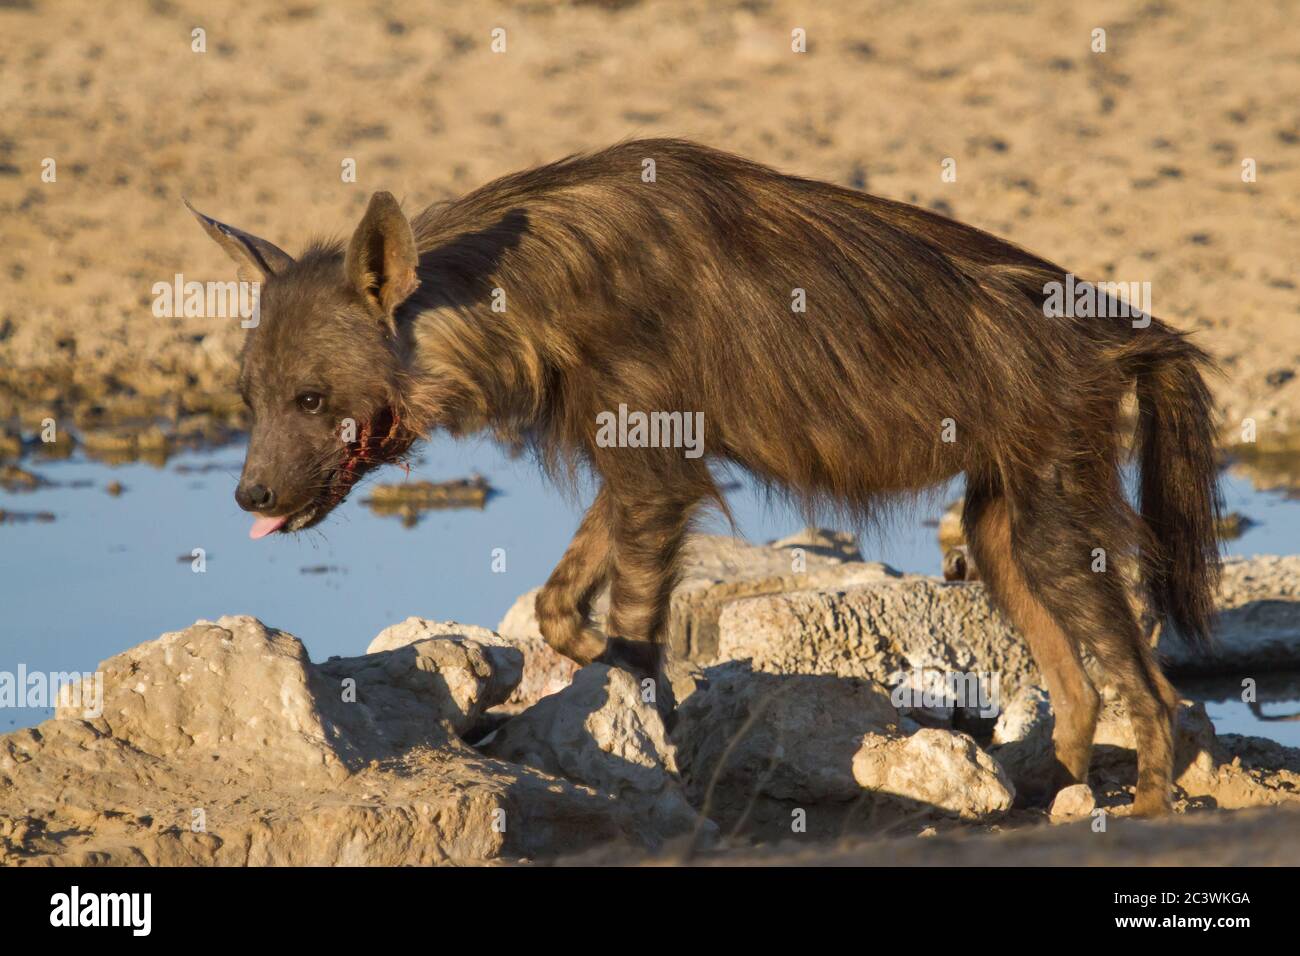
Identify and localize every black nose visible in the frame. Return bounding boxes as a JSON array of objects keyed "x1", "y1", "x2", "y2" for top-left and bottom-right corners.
[{"x1": 235, "y1": 483, "x2": 276, "y2": 512}]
